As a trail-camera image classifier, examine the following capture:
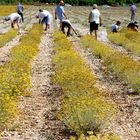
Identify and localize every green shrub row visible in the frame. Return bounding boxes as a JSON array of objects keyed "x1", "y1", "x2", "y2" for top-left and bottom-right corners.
[
  {"x1": 0, "y1": 24, "x2": 42, "y2": 128},
  {"x1": 53, "y1": 31, "x2": 115, "y2": 136},
  {"x1": 80, "y1": 35, "x2": 140, "y2": 93}
]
